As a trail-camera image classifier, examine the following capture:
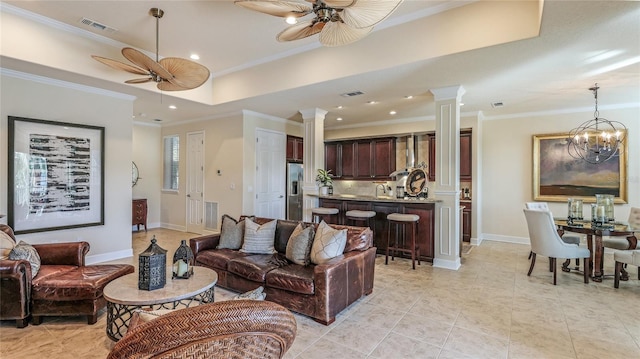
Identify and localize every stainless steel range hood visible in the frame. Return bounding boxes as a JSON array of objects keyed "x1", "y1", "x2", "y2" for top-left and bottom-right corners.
[{"x1": 389, "y1": 135, "x2": 416, "y2": 177}]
